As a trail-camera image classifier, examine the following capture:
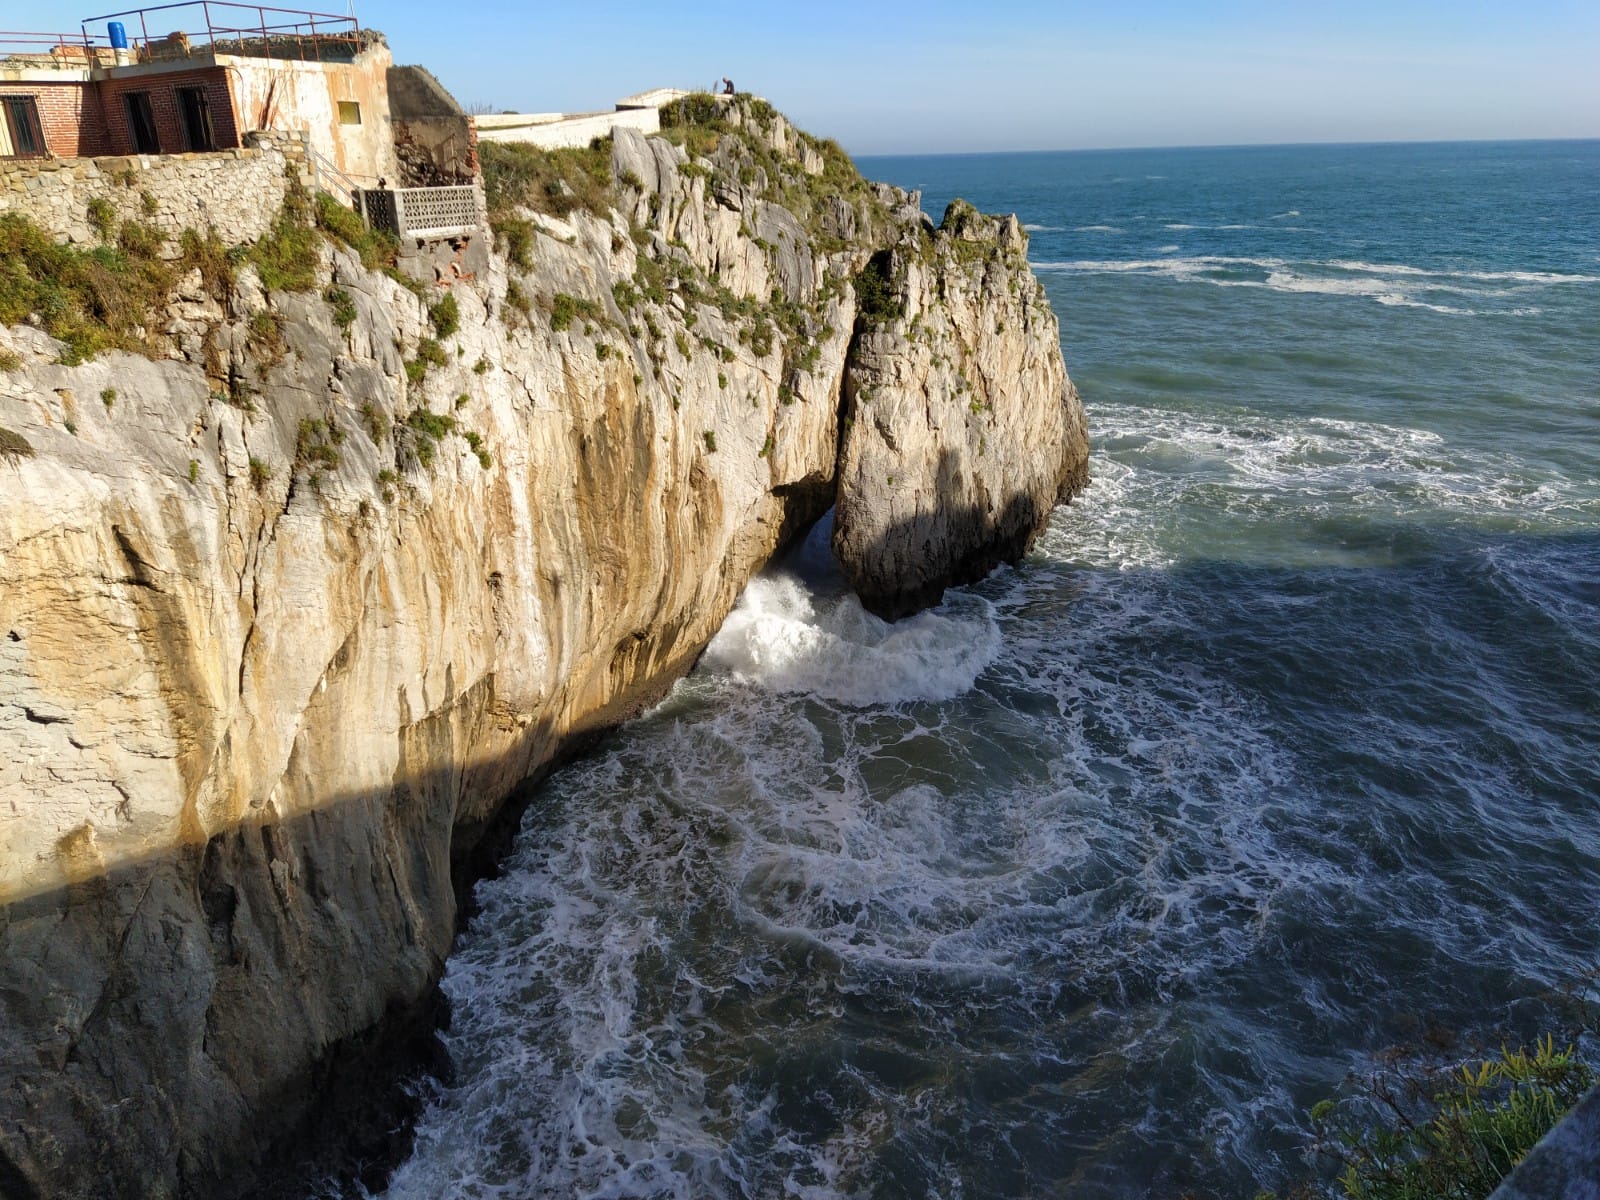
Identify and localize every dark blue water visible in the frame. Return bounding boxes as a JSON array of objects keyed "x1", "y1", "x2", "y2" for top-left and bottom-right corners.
[{"x1": 377, "y1": 142, "x2": 1600, "y2": 1199}]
